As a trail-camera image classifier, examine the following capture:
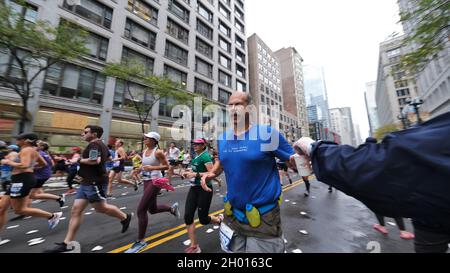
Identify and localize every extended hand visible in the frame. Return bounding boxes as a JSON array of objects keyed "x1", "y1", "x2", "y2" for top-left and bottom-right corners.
[
  {"x1": 294, "y1": 137, "x2": 315, "y2": 157},
  {"x1": 201, "y1": 173, "x2": 212, "y2": 192}
]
